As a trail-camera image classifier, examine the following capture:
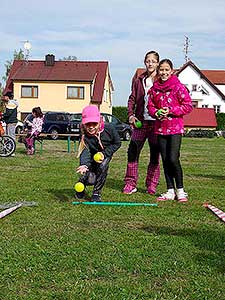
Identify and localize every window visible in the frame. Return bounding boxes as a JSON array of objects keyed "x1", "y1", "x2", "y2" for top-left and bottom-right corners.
[
  {"x1": 21, "y1": 85, "x2": 38, "y2": 98},
  {"x1": 192, "y1": 101, "x2": 198, "y2": 108},
  {"x1": 67, "y1": 86, "x2": 84, "y2": 99},
  {"x1": 202, "y1": 105, "x2": 208, "y2": 108},
  {"x1": 213, "y1": 105, "x2": 221, "y2": 113},
  {"x1": 192, "y1": 84, "x2": 197, "y2": 92}
]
